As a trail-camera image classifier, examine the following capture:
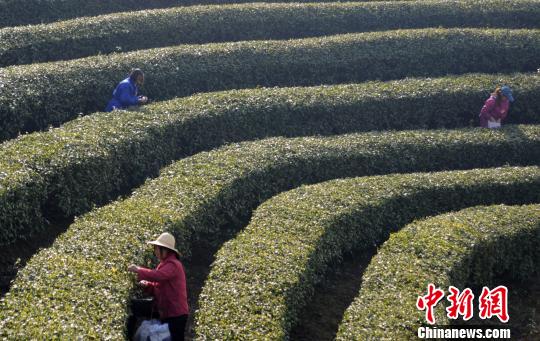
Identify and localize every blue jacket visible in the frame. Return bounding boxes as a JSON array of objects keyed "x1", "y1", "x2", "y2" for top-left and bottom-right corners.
[{"x1": 105, "y1": 77, "x2": 139, "y2": 112}]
